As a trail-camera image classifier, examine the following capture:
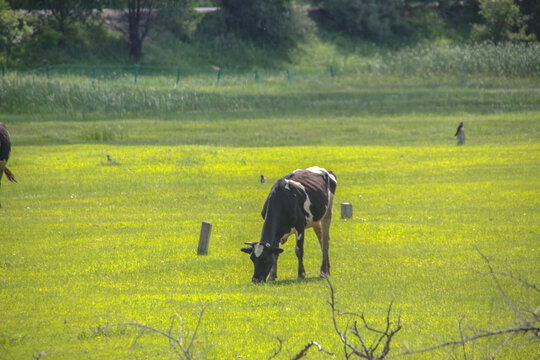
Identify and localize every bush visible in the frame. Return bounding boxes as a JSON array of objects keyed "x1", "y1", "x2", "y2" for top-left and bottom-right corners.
[
  {"x1": 314, "y1": 0, "x2": 407, "y2": 43},
  {"x1": 156, "y1": 0, "x2": 203, "y2": 43},
  {"x1": 218, "y1": 0, "x2": 306, "y2": 49},
  {"x1": 472, "y1": 0, "x2": 535, "y2": 43}
]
